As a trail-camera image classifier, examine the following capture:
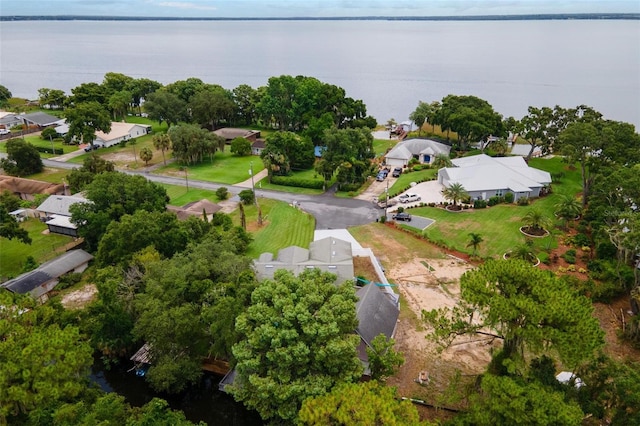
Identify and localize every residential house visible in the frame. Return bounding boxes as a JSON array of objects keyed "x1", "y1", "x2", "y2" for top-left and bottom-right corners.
[
  {"x1": 355, "y1": 283, "x2": 400, "y2": 374},
  {"x1": 93, "y1": 122, "x2": 152, "y2": 148},
  {"x1": 19, "y1": 111, "x2": 64, "y2": 129},
  {"x1": 384, "y1": 138, "x2": 451, "y2": 167},
  {"x1": 212, "y1": 128, "x2": 261, "y2": 144},
  {"x1": 251, "y1": 139, "x2": 266, "y2": 156},
  {"x1": 0, "y1": 111, "x2": 22, "y2": 131},
  {"x1": 254, "y1": 237, "x2": 354, "y2": 284},
  {"x1": 36, "y1": 195, "x2": 91, "y2": 237},
  {"x1": 437, "y1": 154, "x2": 552, "y2": 201},
  {"x1": 0, "y1": 176, "x2": 65, "y2": 201},
  {"x1": 166, "y1": 199, "x2": 222, "y2": 221},
  {"x1": 1, "y1": 249, "x2": 93, "y2": 302}
]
